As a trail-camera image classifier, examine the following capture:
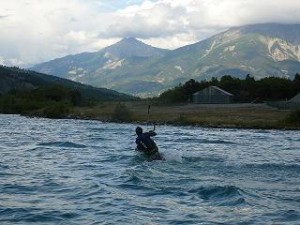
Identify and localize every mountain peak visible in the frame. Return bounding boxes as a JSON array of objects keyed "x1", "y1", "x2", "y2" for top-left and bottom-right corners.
[
  {"x1": 121, "y1": 37, "x2": 140, "y2": 42},
  {"x1": 116, "y1": 37, "x2": 151, "y2": 48},
  {"x1": 103, "y1": 37, "x2": 168, "y2": 58}
]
